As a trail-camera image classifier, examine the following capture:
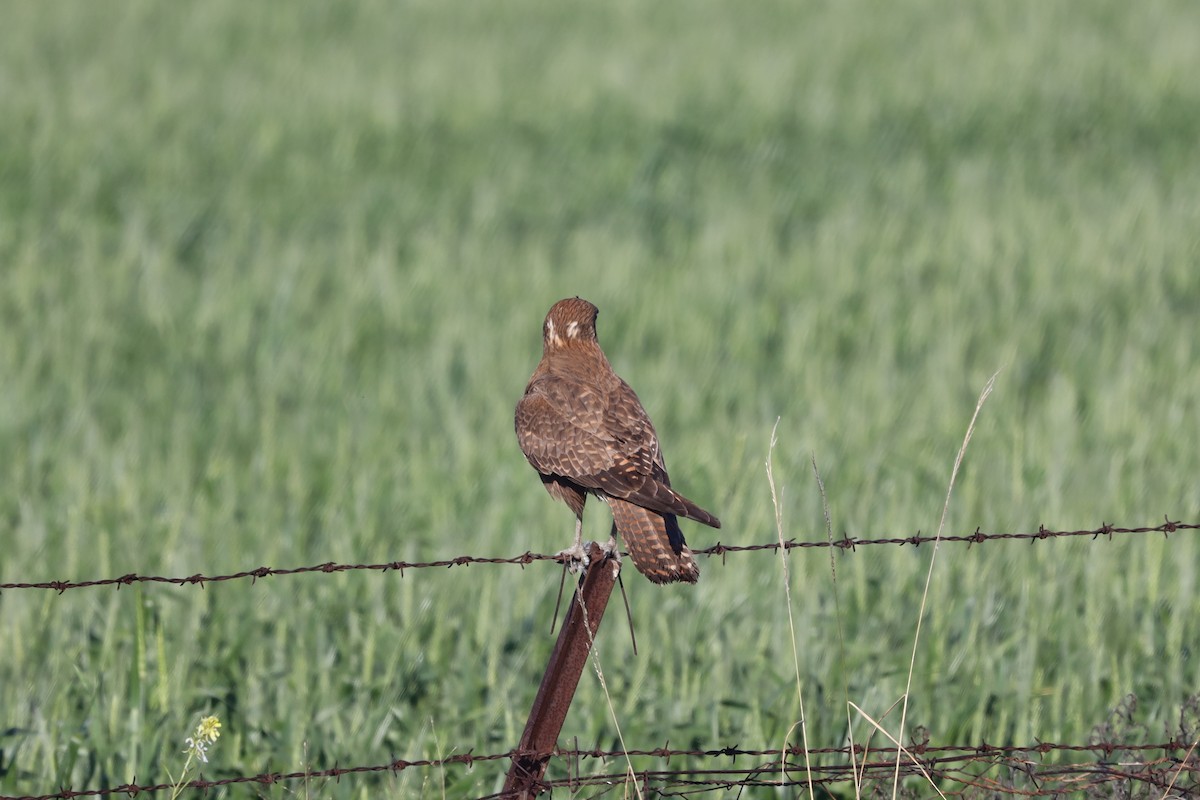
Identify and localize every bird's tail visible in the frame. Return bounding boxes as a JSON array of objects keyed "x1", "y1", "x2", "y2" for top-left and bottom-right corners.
[{"x1": 608, "y1": 497, "x2": 699, "y2": 584}]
